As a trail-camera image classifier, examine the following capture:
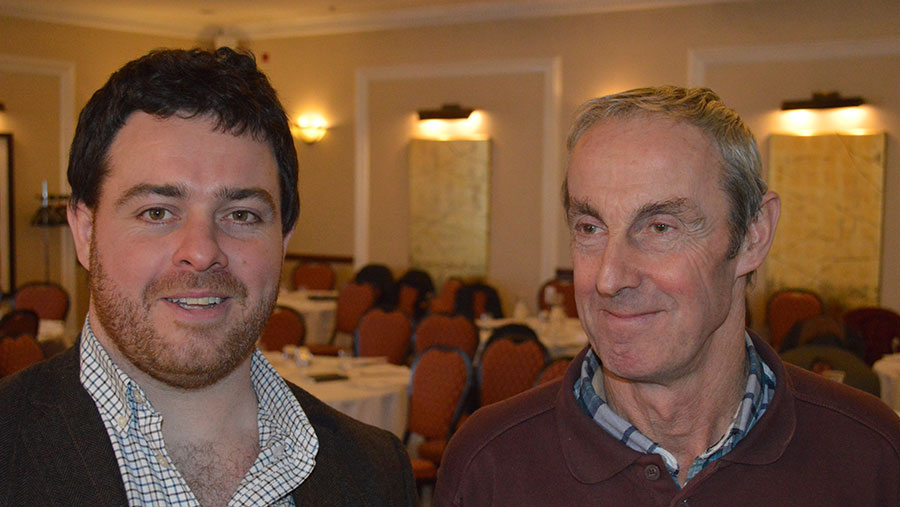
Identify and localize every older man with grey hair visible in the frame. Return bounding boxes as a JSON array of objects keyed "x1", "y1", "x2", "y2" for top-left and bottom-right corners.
[{"x1": 435, "y1": 86, "x2": 900, "y2": 506}]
